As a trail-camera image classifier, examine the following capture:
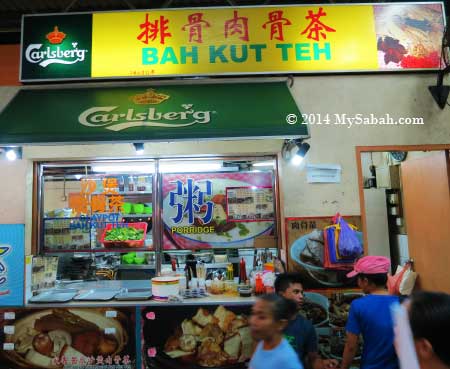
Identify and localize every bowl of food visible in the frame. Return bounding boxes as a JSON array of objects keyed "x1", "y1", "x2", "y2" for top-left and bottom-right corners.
[
  {"x1": 1, "y1": 308, "x2": 129, "y2": 369},
  {"x1": 299, "y1": 292, "x2": 329, "y2": 326},
  {"x1": 290, "y1": 230, "x2": 363, "y2": 287},
  {"x1": 329, "y1": 293, "x2": 364, "y2": 328}
]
